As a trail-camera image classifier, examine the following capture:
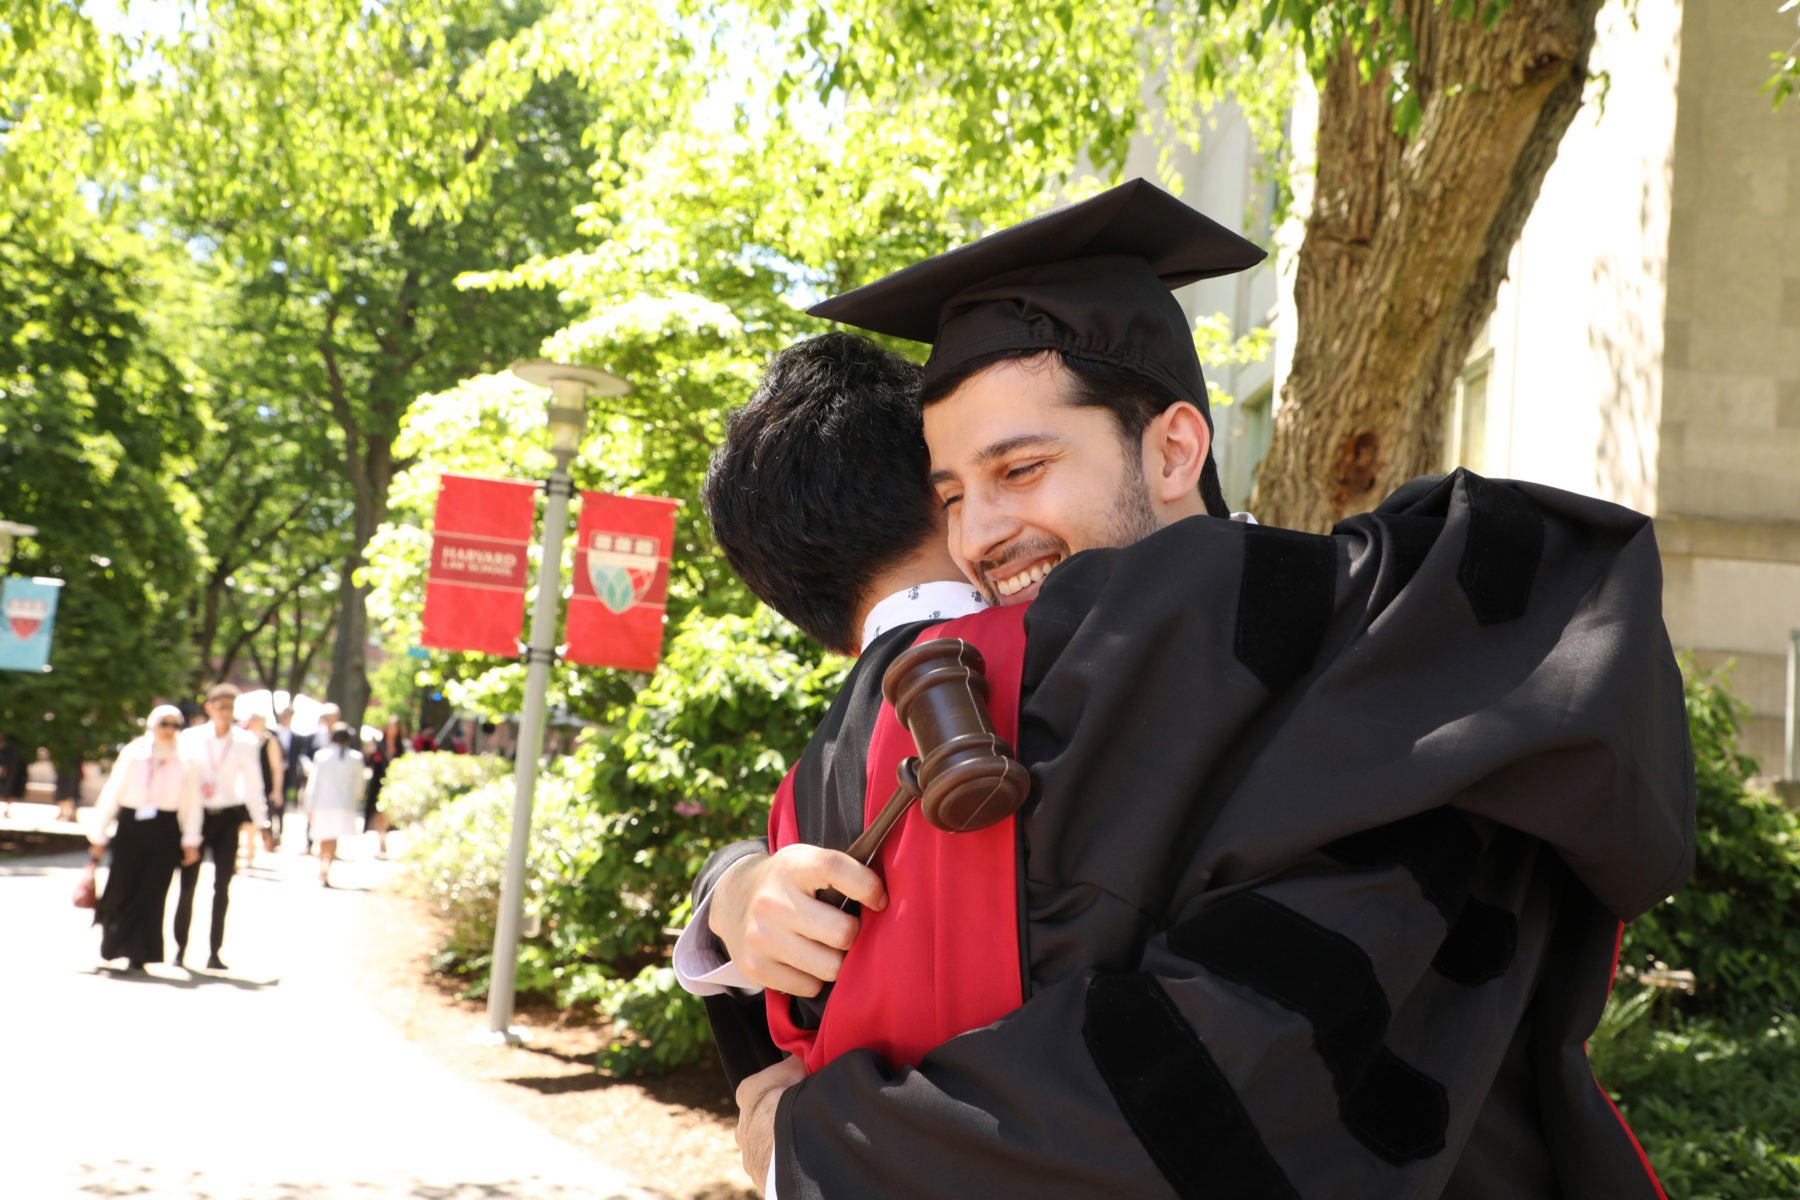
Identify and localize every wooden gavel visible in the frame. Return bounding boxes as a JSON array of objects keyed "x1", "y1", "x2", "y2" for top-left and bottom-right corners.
[{"x1": 818, "y1": 637, "x2": 1032, "y2": 908}]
